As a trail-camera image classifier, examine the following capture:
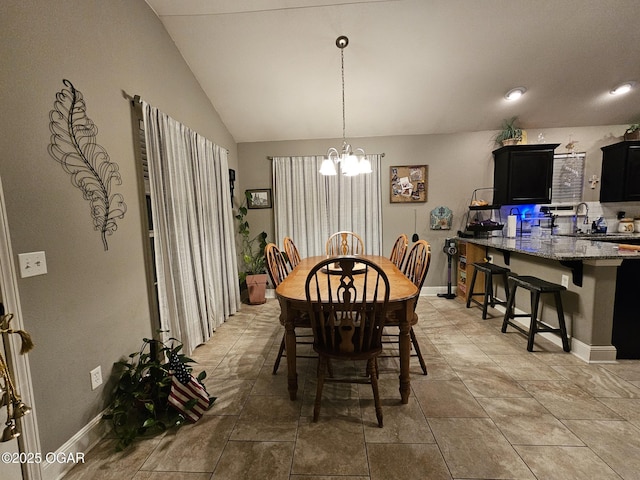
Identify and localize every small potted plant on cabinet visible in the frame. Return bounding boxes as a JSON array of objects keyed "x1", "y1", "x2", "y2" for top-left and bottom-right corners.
[
  {"x1": 624, "y1": 123, "x2": 640, "y2": 141},
  {"x1": 236, "y1": 191, "x2": 268, "y2": 304},
  {"x1": 495, "y1": 116, "x2": 523, "y2": 146}
]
